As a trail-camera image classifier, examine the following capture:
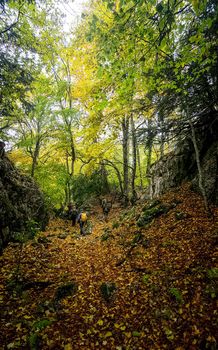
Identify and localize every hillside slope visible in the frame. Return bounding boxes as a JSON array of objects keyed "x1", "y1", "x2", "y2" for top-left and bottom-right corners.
[{"x1": 0, "y1": 183, "x2": 217, "y2": 349}]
